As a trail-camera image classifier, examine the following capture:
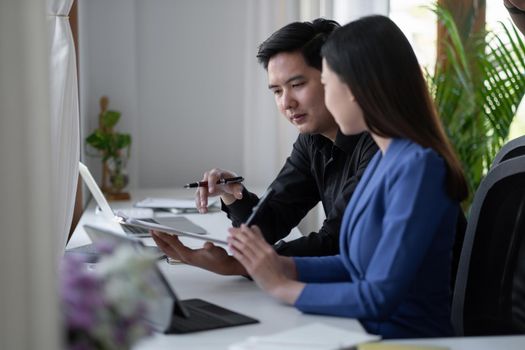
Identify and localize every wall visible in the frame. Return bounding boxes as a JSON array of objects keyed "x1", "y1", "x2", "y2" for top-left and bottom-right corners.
[{"x1": 79, "y1": 0, "x2": 249, "y2": 189}]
